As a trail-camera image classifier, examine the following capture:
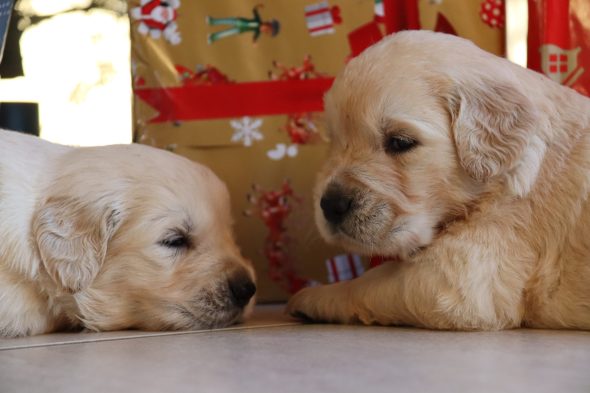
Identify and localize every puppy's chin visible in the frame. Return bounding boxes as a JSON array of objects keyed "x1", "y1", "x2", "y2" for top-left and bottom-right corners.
[
  {"x1": 174, "y1": 292, "x2": 251, "y2": 330},
  {"x1": 145, "y1": 304, "x2": 245, "y2": 332},
  {"x1": 78, "y1": 287, "x2": 250, "y2": 332},
  {"x1": 316, "y1": 212, "x2": 435, "y2": 259},
  {"x1": 190, "y1": 308, "x2": 244, "y2": 330}
]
